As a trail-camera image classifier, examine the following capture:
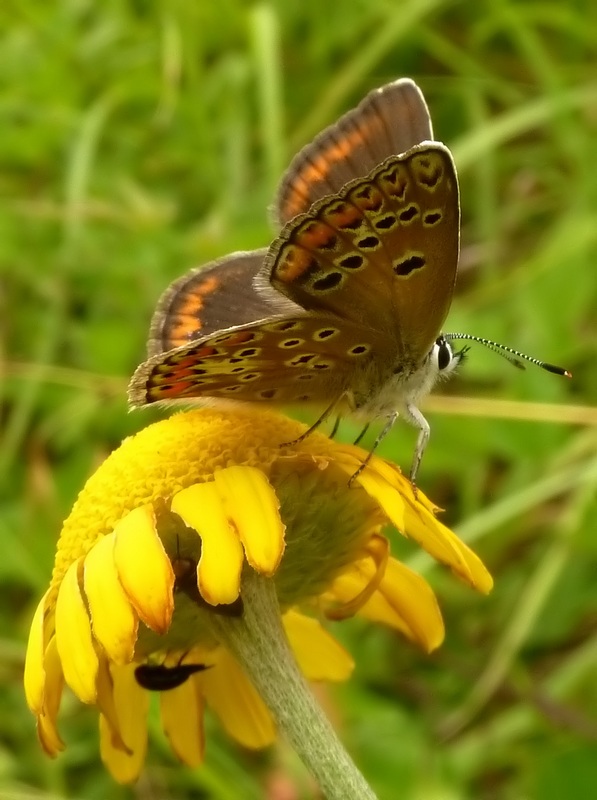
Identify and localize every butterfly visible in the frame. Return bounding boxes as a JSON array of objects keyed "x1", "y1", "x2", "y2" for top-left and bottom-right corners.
[{"x1": 128, "y1": 78, "x2": 569, "y2": 483}]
